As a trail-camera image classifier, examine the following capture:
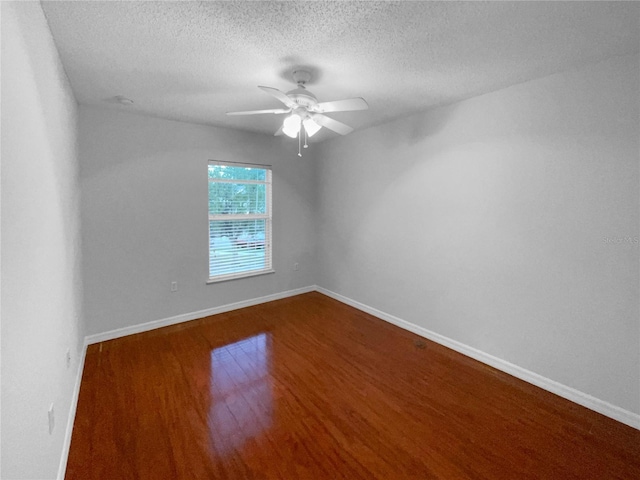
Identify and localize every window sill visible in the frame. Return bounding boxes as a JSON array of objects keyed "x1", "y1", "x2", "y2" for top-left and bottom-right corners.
[{"x1": 207, "y1": 269, "x2": 275, "y2": 284}]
